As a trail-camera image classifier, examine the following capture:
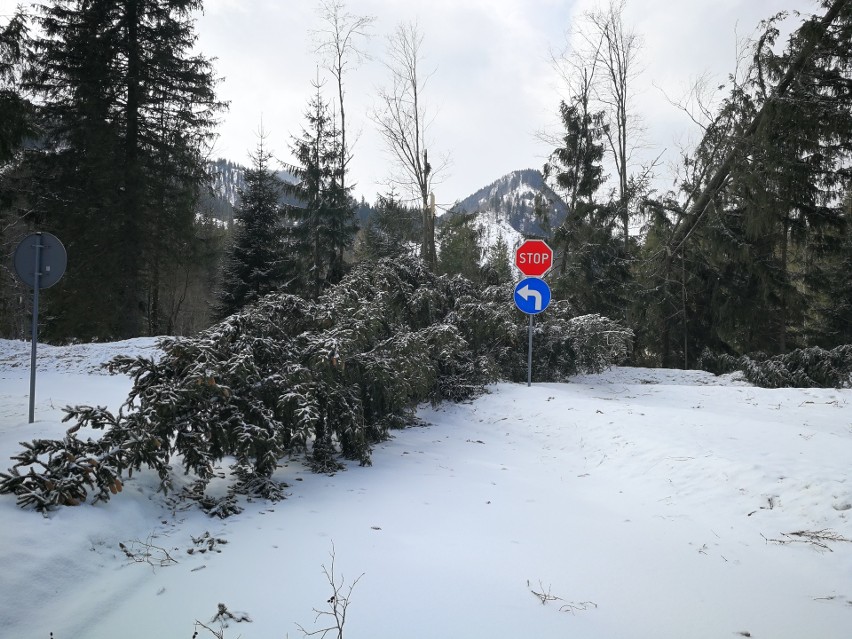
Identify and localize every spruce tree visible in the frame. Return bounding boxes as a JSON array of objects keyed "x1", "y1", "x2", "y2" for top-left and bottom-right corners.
[
  {"x1": 544, "y1": 89, "x2": 630, "y2": 322},
  {"x1": 436, "y1": 212, "x2": 482, "y2": 282},
  {"x1": 20, "y1": 0, "x2": 126, "y2": 339},
  {"x1": 682, "y1": 3, "x2": 852, "y2": 355},
  {"x1": 0, "y1": 10, "x2": 31, "y2": 167},
  {"x1": 633, "y1": 195, "x2": 722, "y2": 368},
  {"x1": 215, "y1": 135, "x2": 287, "y2": 320},
  {"x1": 804, "y1": 203, "x2": 852, "y2": 347},
  {"x1": 283, "y1": 81, "x2": 357, "y2": 299},
  {"x1": 544, "y1": 97, "x2": 606, "y2": 213},
  {"x1": 18, "y1": 0, "x2": 222, "y2": 340},
  {"x1": 0, "y1": 10, "x2": 33, "y2": 339},
  {"x1": 482, "y1": 234, "x2": 513, "y2": 285},
  {"x1": 134, "y1": 0, "x2": 223, "y2": 334},
  {"x1": 356, "y1": 190, "x2": 420, "y2": 262}
]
